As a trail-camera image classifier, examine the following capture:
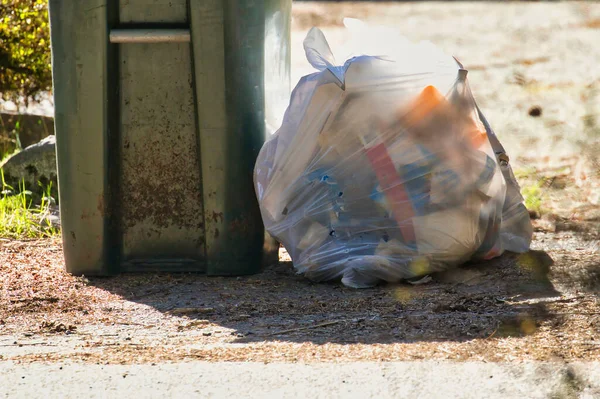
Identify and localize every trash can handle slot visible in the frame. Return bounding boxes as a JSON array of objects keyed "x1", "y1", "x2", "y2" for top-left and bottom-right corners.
[{"x1": 109, "y1": 29, "x2": 190, "y2": 44}]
